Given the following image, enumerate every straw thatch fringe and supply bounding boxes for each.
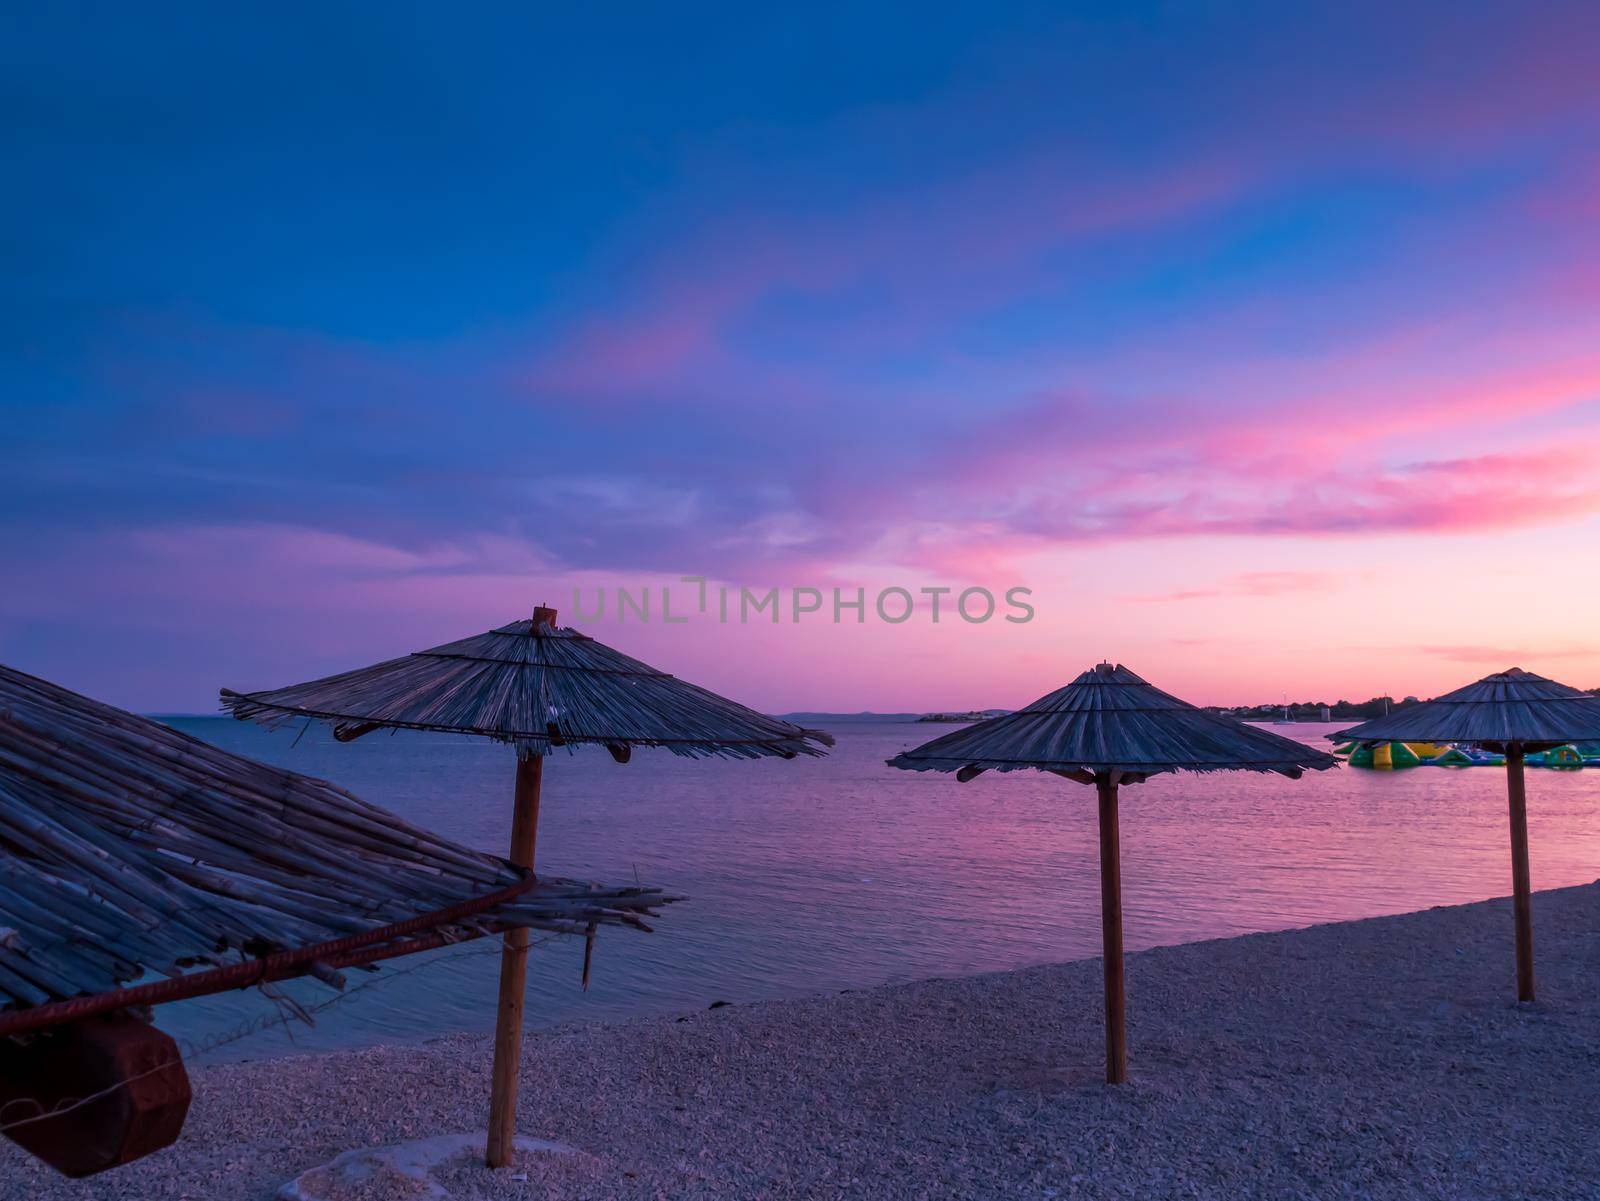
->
[889,663,1337,777]
[1331,667,1600,749]
[0,663,675,1016]
[221,618,834,758]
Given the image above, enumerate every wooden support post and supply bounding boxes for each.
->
[1506,746,1535,1003]
[485,751,543,1168]
[1096,774,1128,1084]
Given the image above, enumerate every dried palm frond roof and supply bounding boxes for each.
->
[0,663,673,1028]
[1331,667,1600,751]
[222,614,833,759]
[888,662,1338,778]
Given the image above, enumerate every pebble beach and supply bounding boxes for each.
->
[8,882,1600,1200]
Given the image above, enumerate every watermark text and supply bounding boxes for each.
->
[571,578,1035,624]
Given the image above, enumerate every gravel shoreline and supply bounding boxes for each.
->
[7,883,1600,1200]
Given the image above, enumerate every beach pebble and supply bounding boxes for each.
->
[4,885,1599,1199]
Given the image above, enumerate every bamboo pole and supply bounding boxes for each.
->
[1096,773,1128,1084]
[1506,746,1535,1002]
[485,719,547,1167]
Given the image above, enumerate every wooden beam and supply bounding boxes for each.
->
[1096,774,1128,1084]
[581,922,597,990]
[486,752,544,1168]
[0,877,545,1039]
[1506,746,1536,1002]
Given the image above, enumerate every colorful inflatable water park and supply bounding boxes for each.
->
[1334,740,1600,769]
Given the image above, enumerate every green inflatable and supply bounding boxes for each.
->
[1348,741,1421,769]
[1537,745,1584,768]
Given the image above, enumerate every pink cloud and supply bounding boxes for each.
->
[1015,444,1600,541]
[959,355,1600,487]
[1131,571,1340,604]
[513,0,1600,420]
[522,160,1251,404]
[847,429,1600,580]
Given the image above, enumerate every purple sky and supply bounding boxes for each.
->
[5,4,1600,712]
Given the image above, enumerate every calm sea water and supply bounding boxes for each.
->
[159,717,1600,1062]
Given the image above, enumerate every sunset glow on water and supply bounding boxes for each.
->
[162,717,1600,1060]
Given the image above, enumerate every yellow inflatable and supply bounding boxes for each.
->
[1351,741,1423,769]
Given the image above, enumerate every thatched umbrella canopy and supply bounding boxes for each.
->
[1331,667,1600,1003]
[221,611,830,760]
[889,662,1336,1083]
[223,605,830,1166]
[0,662,670,1177]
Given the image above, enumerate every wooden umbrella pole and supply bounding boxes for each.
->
[486,752,543,1168]
[1096,773,1128,1084]
[1505,746,1535,1003]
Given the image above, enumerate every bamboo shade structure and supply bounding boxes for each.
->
[222,615,833,759]
[888,663,1336,778]
[1329,668,1600,750]
[1332,667,1600,1003]
[222,605,828,1167]
[890,662,1336,1082]
[0,661,672,1025]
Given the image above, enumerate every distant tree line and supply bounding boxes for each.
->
[1209,685,1600,719]
[1203,696,1422,720]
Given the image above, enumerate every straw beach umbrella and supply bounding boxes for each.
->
[1330,667,1600,1003]
[0,662,671,1177]
[223,605,831,1167]
[888,662,1335,1083]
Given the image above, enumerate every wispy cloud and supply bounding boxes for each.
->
[1130,572,1340,604]
[7,1,1600,708]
